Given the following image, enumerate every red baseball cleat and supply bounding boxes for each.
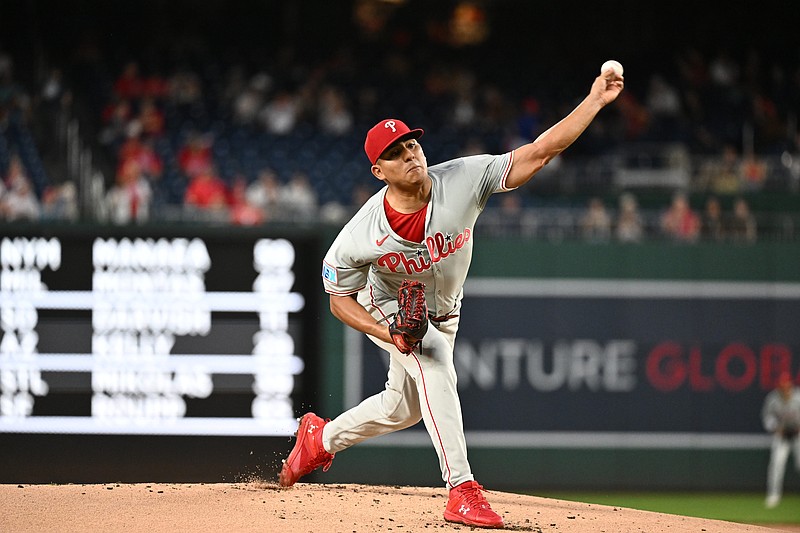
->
[443,480,504,529]
[278,412,334,487]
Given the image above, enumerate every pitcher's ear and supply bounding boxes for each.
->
[371,164,385,181]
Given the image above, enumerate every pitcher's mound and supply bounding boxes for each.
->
[0,482,788,532]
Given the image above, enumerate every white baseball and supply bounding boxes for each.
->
[601,59,624,77]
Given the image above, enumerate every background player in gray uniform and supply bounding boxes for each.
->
[762,372,800,509]
[279,66,624,528]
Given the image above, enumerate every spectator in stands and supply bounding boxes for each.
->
[1,155,40,222]
[513,96,543,145]
[740,150,768,191]
[99,97,133,147]
[177,131,215,178]
[478,193,538,238]
[281,170,317,220]
[184,167,229,212]
[260,89,299,135]
[167,68,204,117]
[660,191,700,242]
[579,197,612,242]
[709,50,740,89]
[229,175,265,226]
[36,67,70,161]
[615,192,644,243]
[232,73,270,127]
[701,195,726,242]
[705,51,746,149]
[318,86,353,135]
[728,197,757,243]
[321,182,382,224]
[696,144,741,194]
[40,68,65,109]
[246,167,284,220]
[137,97,165,139]
[615,90,651,141]
[41,181,79,222]
[451,90,478,130]
[104,158,152,225]
[117,128,163,181]
[645,74,683,140]
[113,61,144,101]
[751,91,786,153]
[141,69,169,102]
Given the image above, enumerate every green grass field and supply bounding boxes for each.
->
[534,492,800,525]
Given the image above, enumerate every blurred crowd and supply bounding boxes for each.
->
[476,189,758,244]
[1,3,799,243]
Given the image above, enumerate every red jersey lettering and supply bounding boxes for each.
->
[377,228,470,274]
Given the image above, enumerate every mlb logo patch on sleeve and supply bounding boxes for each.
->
[322,262,338,283]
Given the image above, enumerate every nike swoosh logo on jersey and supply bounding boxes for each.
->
[376,235,389,246]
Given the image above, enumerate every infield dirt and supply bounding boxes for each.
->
[2,482,797,532]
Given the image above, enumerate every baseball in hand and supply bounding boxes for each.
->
[601,59,624,77]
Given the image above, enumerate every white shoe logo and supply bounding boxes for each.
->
[385,120,397,132]
[459,505,470,515]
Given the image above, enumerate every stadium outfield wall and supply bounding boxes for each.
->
[1,223,798,491]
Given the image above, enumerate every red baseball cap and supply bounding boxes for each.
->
[364,119,424,164]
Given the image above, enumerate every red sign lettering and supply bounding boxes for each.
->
[715,343,757,392]
[645,341,796,393]
[646,342,686,392]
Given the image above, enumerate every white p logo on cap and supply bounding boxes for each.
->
[365,118,424,164]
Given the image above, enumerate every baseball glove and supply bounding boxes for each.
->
[389,279,428,354]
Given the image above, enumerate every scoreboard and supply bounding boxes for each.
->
[0,227,321,438]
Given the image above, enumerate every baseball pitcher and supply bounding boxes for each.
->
[279,66,624,529]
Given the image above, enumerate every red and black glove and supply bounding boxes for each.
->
[389,279,428,354]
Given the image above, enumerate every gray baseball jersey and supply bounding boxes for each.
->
[319,151,514,489]
[322,152,514,315]
[762,387,800,433]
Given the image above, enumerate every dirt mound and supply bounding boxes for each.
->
[0,482,788,532]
